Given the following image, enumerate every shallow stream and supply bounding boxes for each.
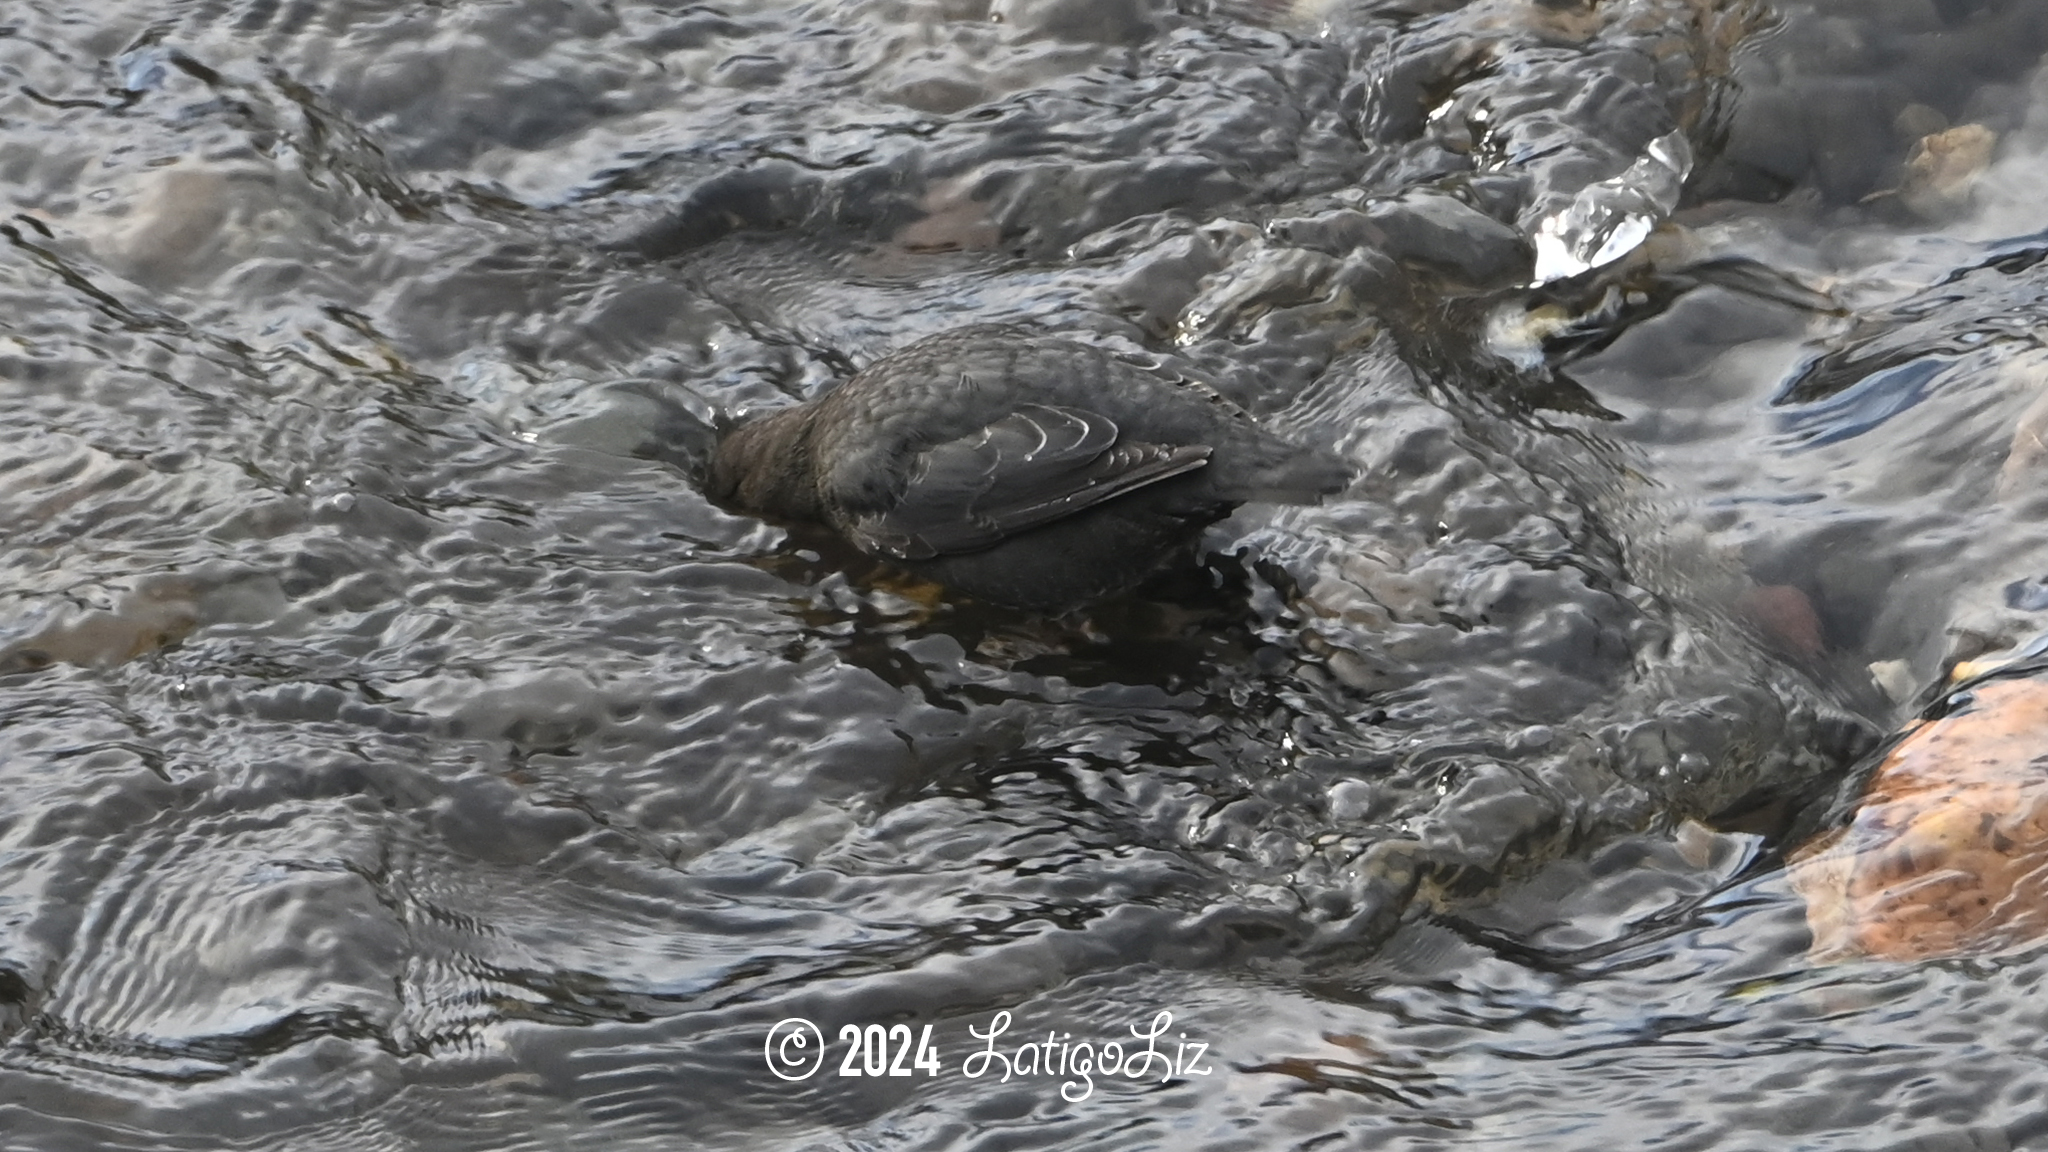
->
[6,1,2048,1147]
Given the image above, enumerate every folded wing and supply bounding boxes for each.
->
[849,404,1211,559]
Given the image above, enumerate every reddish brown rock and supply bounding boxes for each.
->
[1790,675,2048,961]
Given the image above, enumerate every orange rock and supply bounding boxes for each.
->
[1789,675,2048,961]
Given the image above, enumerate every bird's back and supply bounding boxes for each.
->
[810,327,1345,518]
[709,325,1350,609]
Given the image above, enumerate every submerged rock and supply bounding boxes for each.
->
[1792,658,2048,962]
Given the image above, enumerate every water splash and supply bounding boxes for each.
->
[1530,132,1692,286]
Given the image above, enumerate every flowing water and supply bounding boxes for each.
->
[5,0,2048,1147]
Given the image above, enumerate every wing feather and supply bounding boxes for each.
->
[848,404,1210,559]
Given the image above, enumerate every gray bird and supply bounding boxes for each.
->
[707,325,1350,610]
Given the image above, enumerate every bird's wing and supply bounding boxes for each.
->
[848,404,1211,559]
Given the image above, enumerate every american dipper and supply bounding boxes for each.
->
[707,325,1350,609]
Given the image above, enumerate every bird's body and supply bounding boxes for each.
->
[707,325,1349,609]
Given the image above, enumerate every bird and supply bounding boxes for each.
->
[706,325,1351,610]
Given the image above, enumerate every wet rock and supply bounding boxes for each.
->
[1791,667,2048,961]
[1699,0,2048,204]
[1896,123,1998,219]
[69,162,321,290]
[0,571,288,672]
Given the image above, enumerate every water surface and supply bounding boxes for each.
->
[5,0,2048,1148]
